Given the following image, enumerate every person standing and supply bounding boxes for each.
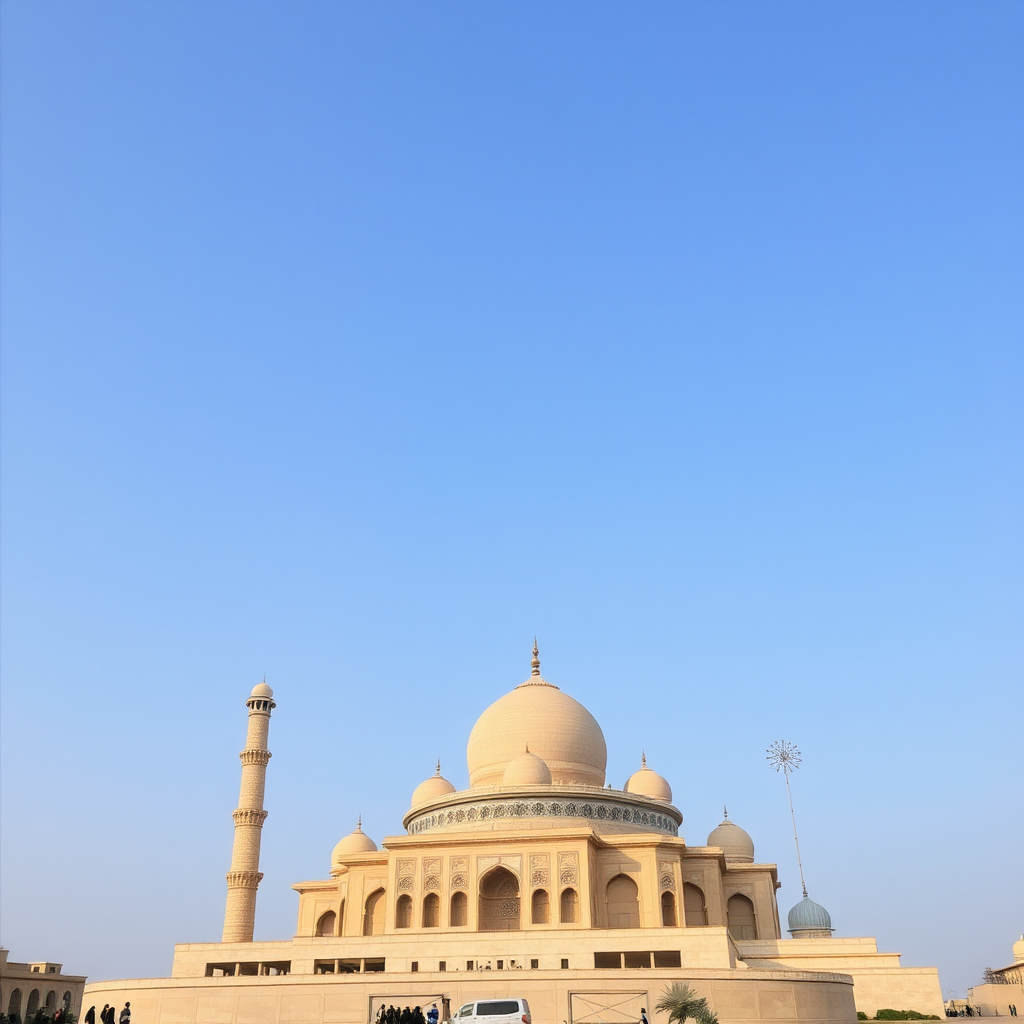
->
[428,1005,439,1024]
[640,1009,650,1024]
[119,1003,131,1024]
[84,1008,96,1024]
[101,1004,110,1024]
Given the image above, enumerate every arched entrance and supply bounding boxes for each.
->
[478,866,520,931]
[7,989,22,1019]
[315,910,336,936]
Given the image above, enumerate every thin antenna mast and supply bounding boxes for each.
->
[767,740,807,898]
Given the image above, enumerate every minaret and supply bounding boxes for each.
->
[222,680,276,943]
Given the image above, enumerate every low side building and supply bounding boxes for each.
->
[1,949,86,1022]
[966,935,1024,1017]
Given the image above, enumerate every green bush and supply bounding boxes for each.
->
[857,1014,868,1020]
[873,1012,938,1021]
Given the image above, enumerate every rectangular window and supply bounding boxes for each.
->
[363,959,386,973]
[338,959,361,974]
[624,951,651,969]
[496,960,503,970]
[561,958,570,970]
[653,951,682,968]
[439,961,446,972]
[476,1003,520,1016]
[594,952,621,969]
[530,959,539,969]
[411,962,419,973]
[467,961,475,971]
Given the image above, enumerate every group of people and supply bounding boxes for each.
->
[375,1004,440,1024]
[83,1004,130,1024]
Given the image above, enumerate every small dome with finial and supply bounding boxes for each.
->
[502,745,553,786]
[787,895,834,938]
[1013,934,1024,965]
[331,818,377,870]
[707,808,755,862]
[623,752,673,802]
[411,762,457,808]
[250,679,274,699]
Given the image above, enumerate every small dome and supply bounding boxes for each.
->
[331,821,377,869]
[502,746,553,786]
[707,813,755,862]
[787,896,834,936]
[1013,934,1024,965]
[411,763,457,808]
[623,754,672,802]
[250,681,274,699]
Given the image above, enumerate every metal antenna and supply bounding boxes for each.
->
[767,740,808,898]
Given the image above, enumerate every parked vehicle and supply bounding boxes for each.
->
[451,999,531,1024]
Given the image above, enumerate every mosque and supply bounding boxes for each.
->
[84,647,943,1024]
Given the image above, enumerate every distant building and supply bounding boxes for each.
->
[967,936,1024,1016]
[1,949,86,1022]
[84,647,944,1024]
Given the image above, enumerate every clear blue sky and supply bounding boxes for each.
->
[1,1,1020,1002]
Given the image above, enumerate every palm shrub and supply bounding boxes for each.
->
[655,984,719,1024]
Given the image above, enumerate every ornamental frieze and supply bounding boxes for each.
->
[406,797,679,837]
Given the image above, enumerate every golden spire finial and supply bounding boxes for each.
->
[641,750,647,767]
[531,637,541,676]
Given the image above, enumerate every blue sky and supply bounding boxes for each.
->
[1,1,1020,1001]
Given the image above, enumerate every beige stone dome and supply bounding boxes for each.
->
[623,753,672,802]
[250,680,274,699]
[1014,934,1024,965]
[411,762,457,808]
[707,812,754,862]
[467,645,607,788]
[331,820,377,868]
[502,746,553,786]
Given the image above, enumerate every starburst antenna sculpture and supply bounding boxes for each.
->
[767,740,808,898]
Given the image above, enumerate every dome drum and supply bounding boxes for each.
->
[402,786,682,837]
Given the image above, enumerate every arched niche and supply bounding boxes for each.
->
[560,887,579,924]
[363,888,385,936]
[395,893,413,929]
[478,866,520,931]
[683,883,707,926]
[606,874,640,928]
[531,889,550,925]
[727,892,757,940]
[450,890,468,927]
[423,892,440,928]
[661,890,677,926]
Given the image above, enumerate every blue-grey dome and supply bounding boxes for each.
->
[787,896,833,935]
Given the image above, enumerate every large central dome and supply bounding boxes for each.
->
[466,646,607,788]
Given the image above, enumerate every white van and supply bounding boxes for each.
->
[451,999,531,1024]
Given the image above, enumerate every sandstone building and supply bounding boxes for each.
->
[84,647,943,1024]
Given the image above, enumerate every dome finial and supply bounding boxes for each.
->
[435,759,441,776]
[723,805,728,819]
[356,815,362,831]
[531,638,541,676]
[641,750,647,767]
